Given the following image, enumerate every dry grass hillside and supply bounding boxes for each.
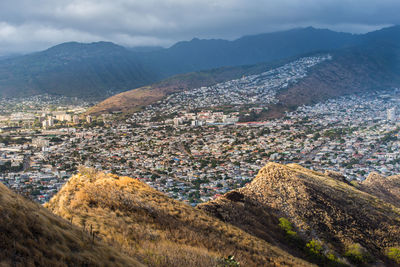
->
[45,168,312,267]
[199,162,400,266]
[0,183,143,267]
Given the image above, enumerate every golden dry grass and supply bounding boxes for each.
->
[88,86,165,115]
[45,168,312,267]
[0,183,143,267]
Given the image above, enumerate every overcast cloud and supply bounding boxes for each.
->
[0,0,398,55]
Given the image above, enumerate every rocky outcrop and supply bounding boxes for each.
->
[200,162,400,265]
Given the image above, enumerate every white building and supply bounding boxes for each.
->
[387,108,396,122]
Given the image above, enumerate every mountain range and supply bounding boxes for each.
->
[2,163,400,266]
[1,26,399,101]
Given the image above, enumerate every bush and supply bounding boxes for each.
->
[344,243,372,264]
[305,239,324,262]
[306,239,323,256]
[218,255,240,267]
[386,247,400,264]
[278,217,298,238]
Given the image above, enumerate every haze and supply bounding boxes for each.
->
[0,0,398,55]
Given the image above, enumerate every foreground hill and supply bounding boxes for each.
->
[199,163,400,266]
[0,183,142,266]
[45,168,310,267]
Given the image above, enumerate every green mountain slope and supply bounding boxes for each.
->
[90,37,400,116]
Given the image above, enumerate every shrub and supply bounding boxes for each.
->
[306,239,323,256]
[278,217,298,238]
[386,247,400,264]
[305,239,324,262]
[218,255,240,267]
[344,243,372,264]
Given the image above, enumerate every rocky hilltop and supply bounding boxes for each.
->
[360,172,400,207]
[199,162,400,266]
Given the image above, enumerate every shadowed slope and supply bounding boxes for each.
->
[0,183,143,267]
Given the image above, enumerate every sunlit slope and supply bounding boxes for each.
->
[45,168,312,267]
[0,183,143,267]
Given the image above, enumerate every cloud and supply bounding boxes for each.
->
[0,0,398,54]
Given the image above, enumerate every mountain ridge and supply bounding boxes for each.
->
[1,26,394,100]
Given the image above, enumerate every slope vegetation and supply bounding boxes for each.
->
[45,168,311,267]
[0,183,143,267]
[199,163,400,266]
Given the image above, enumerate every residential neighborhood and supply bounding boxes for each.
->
[0,54,399,206]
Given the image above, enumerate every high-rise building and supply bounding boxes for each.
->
[387,108,396,122]
[48,116,54,127]
[86,115,93,124]
[73,115,80,124]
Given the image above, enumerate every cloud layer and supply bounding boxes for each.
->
[0,0,398,54]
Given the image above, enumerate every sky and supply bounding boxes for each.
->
[0,0,398,55]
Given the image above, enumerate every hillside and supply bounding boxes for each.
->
[0,182,143,266]
[198,162,400,266]
[90,43,400,117]
[88,57,298,114]
[45,168,311,267]
[269,43,400,116]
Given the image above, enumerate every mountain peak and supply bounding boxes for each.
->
[44,41,125,54]
[364,172,385,185]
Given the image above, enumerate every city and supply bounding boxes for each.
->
[1,87,399,205]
